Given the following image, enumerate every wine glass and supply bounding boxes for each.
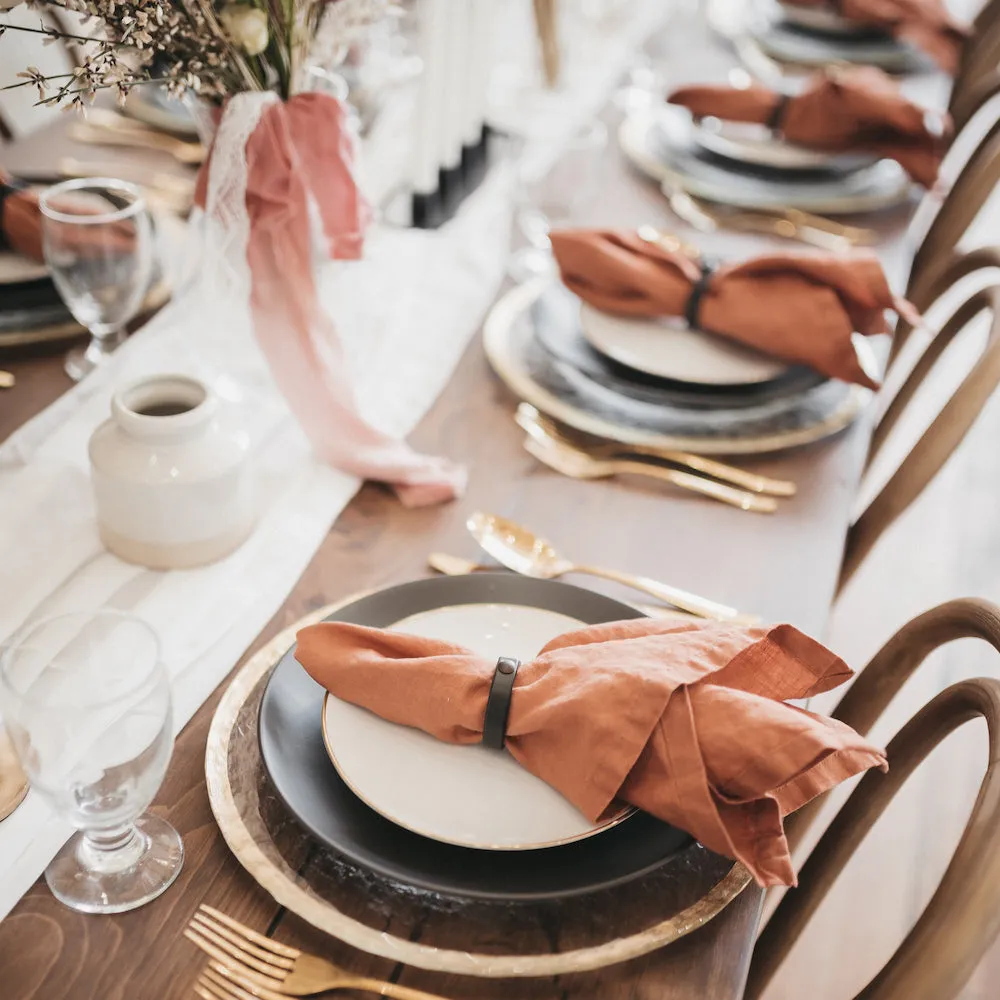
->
[38,178,154,382]
[509,120,608,282]
[0,610,183,914]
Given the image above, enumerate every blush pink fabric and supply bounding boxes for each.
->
[782,0,968,73]
[197,94,465,507]
[296,616,888,887]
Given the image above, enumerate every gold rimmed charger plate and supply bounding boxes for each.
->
[484,279,871,456]
[205,593,752,978]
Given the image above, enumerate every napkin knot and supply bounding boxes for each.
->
[685,258,717,330]
[483,656,521,750]
[0,178,27,253]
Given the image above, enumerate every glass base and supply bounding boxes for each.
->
[508,247,557,284]
[45,814,184,914]
[65,330,126,382]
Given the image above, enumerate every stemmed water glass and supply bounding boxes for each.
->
[0,610,183,914]
[39,178,154,382]
[508,120,609,282]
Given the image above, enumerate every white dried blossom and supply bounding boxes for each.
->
[219,3,268,56]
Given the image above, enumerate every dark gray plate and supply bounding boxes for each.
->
[258,574,693,901]
[533,284,826,409]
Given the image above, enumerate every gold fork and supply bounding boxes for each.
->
[186,905,449,999]
[516,404,796,497]
[524,436,778,513]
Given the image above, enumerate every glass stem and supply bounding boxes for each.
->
[80,823,146,874]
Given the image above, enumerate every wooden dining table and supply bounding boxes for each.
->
[0,11,949,999]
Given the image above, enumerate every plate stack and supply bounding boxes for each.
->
[484,277,874,456]
[620,100,912,216]
[746,0,934,73]
[209,575,752,976]
[258,576,694,902]
[0,251,81,351]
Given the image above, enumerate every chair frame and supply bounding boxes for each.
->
[837,250,1000,592]
[745,628,1000,1000]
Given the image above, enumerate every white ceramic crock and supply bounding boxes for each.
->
[88,374,255,570]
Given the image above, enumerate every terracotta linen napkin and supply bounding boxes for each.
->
[1,171,44,262]
[781,0,968,73]
[549,228,916,389]
[296,616,887,888]
[668,66,949,187]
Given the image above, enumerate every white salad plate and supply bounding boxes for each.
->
[695,119,878,173]
[321,602,633,851]
[579,302,790,385]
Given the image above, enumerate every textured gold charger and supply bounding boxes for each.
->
[204,595,752,978]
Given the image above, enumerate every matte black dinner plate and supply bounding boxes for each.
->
[532,284,826,409]
[258,574,694,901]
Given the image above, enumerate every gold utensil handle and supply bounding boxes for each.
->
[723,212,849,250]
[346,976,454,1000]
[71,122,202,162]
[630,447,796,497]
[782,207,874,244]
[612,459,777,513]
[571,563,751,622]
[0,371,15,390]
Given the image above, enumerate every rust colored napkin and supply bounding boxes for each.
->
[549,228,915,389]
[781,0,968,73]
[1,172,43,262]
[296,616,887,888]
[669,67,949,187]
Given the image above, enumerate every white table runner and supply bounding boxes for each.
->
[0,0,672,921]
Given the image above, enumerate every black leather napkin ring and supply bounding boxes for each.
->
[483,656,520,750]
[0,179,26,252]
[685,258,717,330]
[766,93,792,132]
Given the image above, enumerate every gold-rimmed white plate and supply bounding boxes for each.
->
[321,602,633,851]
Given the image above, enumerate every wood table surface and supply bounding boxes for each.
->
[0,13,948,1000]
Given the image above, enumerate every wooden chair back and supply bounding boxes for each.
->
[745,663,1000,1000]
[908,119,1000,293]
[838,250,1000,591]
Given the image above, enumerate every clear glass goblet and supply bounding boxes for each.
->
[509,120,608,283]
[0,611,183,914]
[38,178,154,383]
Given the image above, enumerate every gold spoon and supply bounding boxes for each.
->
[516,404,797,497]
[427,553,694,619]
[0,729,28,822]
[466,511,757,623]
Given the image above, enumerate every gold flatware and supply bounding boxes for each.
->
[516,404,796,497]
[60,157,193,193]
[57,158,193,215]
[524,435,777,512]
[635,224,701,259]
[779,206,874,245]
[467,511,757,623]
[427,552,692,619]
[0,371,15,389]
[70,121,204,165]
[186,905,449,999]
[0,729,28,822]
[661,181,869,251]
